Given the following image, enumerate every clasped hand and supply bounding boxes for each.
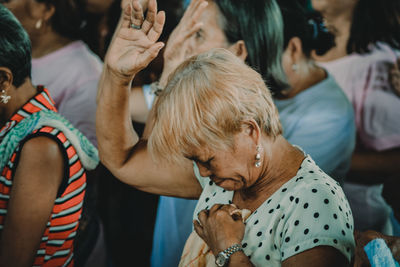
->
[194,204,246,256]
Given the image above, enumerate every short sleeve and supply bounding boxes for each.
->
[359,60,400,151]
[280,180,355,262]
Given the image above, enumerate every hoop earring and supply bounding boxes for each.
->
[0,90,11,104]
[35,19,42,29]
[255,145,261,168]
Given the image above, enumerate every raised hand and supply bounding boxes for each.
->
[158,0,208,87]
[105,0,165,85]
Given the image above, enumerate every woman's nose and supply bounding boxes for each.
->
[197,164,212,177]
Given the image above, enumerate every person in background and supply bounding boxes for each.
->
[96,2,355,265]
[3,0,102,147]
[0,4,98,266]
[276,0,355,184]
[2,0,105,266]
[312,0,400,234]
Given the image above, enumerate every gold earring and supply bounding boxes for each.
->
[0,90,11,104]
[255,145,261,168]
[35,19,42,29]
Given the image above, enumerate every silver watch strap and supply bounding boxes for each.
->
[223,243,243,258]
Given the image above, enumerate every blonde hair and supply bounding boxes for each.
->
[148,48,282,164]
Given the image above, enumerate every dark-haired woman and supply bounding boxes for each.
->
[0,4,98,266]
[312,0,400,234]
[3,1,105,266]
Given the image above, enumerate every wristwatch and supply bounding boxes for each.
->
[215,243,243,267]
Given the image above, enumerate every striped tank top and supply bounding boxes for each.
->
[0,87,86,266]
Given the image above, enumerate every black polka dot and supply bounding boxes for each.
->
[276,204,280,209]
[228,200,232,204]
[324,224,329,230]
[243,243,247,248]
[213,192,216,197]
[333,239,338,244]
[222,189,226,193]
[324,199,329,204]
[281,214,285,220]
[294,220,299,226]
[314,212,319,218]
[333,213,338,219]
[258,242,263,247]
[307,159,311,163]
[257,232,262,237]
[313,239,319,243]
[295,246,300,252]
[205,206,209,210]
[282,188,287,192]
[295,198,299,204]
[265,255,270,261]
[274,244,277,250]
[303,203,309,209]
[309,171,314,173]
[342,230,346,236]
[254,220,259,225]
[285,237,290,243]
[346,223,350,229]
[267,199,272,204]
[304,229,309,235]
[280,232,283,238]
[299,166,302,170]
[269,209,274,214]
[209,181,213,186]
[289,196,294,201]
[339,206,342,211]
[269,229,273,234]
[312,189,317,193]
[331,190,335,195]
[282,252,284,257]
[205,197,210,202]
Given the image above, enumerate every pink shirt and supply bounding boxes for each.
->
[32,41,103,146]
[320,43,400,151]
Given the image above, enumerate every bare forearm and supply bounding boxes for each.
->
[96,68,139,170]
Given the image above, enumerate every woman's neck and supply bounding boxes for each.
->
[31,30,74,59]
[233,136,305,211]
[279,65,327,99]
[0,81,37,127]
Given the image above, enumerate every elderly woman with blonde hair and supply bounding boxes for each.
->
[97,2,355,266]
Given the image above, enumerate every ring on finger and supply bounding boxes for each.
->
[131,23,142,30]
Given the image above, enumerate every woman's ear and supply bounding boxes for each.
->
[0,67,13,92]
[242,119,261,145]
[228,40,248,61]
[30,1,55,29]
[286,37,303,65]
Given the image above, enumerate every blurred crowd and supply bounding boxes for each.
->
[0,0,399,266]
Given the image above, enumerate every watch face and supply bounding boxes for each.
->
[215,253,227,267]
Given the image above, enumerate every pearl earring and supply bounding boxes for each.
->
[255,145,261,168]
[0,90,11,104]
[291,64,298,71]
[35,19,42,29]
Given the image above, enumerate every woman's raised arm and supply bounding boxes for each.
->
[96,0,201,198]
